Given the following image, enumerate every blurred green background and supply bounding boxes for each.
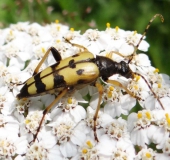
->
[0,0,170,75]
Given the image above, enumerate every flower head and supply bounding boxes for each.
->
[0,15,169,159]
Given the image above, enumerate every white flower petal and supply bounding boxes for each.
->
[60,141,77,157]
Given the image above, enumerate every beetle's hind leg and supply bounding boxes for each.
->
[33,47,62,76]
[93,80,142,142]
[32,88,68,142]
[93,82,104,142]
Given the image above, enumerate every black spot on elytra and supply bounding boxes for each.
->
[76,69,84,75]
[69,59,76,68]
[53,74,66,88]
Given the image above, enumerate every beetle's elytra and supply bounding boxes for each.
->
[17,52,133,100]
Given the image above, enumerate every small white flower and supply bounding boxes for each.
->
[97,134,135,159]
[5,29,16,42]
[15,98,31,114]
[26,141,53,160]
[24,110,46,136]
[105,25,126,40]
[128,110,155,147]
[104,117,130,140]
[73,137,100,159]
[81,29,111,55]
[0,91,15,115]
[0,114,19,134]
[0,62,9,77]
[162,137,170,154]
[33,43,50,60]
[0,130,27,159]
[64,28,81,41]
[85,106,103,132]
[85,106,113,141]
[150,111,170,147]
[47,20,69,38]
[10,22,29,32]
[125,31,149,52]
[26,22,43,36]
[135,147,155,160]
[49,116,85,157]
[51,92,86,123]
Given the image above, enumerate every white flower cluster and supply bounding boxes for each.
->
[0,18,170,160]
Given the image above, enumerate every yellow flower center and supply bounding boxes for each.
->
[56,39,60,43]
[154,68,159,73]
[55,19,59,24]
[134,85,138,90]
[135,75,140,81]
[56,26,60,31]
[145,152,151,158]
[133,30,137,35]
[107,91,112,98]
[137,112,142,119]
[41,47,46,54]
[109,86,114,91]
[115,26,119,32]
[67,97,72,104]
[86,140,93,149]
[145,111,151,120]
[158,83,161,88]
[165,113,170,126]
[82,148,88,154]
[10,30,13,36]
[25,119,31,124]
[70,28,74,32]
[106,23,110,28]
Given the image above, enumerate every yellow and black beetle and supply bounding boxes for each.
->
[16,14,164,142]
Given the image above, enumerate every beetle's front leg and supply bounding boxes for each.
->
[106,51,133,61]
[106,79,142,101]
[64,38,90,52]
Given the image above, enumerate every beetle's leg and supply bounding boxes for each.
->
[93,82,104,142]
[106,51,131,59]
[64,38,89,52]
[134,72,164,110]
[33,88,68,142]
[106,79,142,101]
[93,80,142,142]
[50,47,62,62]
[33,47,61,76]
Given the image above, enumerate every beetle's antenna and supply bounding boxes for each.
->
[128,14,164,63]
[134,72,164,110]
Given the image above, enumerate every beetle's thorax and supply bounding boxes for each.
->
[95,55,134,80]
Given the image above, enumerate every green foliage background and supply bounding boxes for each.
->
[0,0,170,75]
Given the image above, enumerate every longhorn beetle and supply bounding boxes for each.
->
[16,14,164,142]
